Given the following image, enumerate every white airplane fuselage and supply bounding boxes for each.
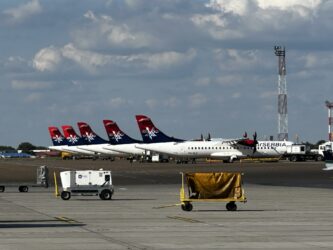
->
[103,144,146,155]
[136,140,294,160]
[77,144,126,156]
[49,145,98,156]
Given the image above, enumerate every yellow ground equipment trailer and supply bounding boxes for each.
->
[180,172,246,211]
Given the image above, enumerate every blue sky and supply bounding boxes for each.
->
[0,0,332,147]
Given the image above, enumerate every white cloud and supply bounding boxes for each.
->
[76,10,155,50]
[216,75,243,86]
[195,77,211,86]
[260,91,276,99]
[33,46,61,72]
[257,0,322,11]
[194,0,324,42]
[83,10,97,22]
[207,0,322,15]
[11,80,52,90]
[191,13,243,40]
[232,92,241,99]
[206,0,252,16]
[24,92,42,103]
[61,43,111,73]
[3,0,42,23]
[304,54,318,68]
[124,0,143,9]
[107,97,130,108]
[144,49,196,70]
[145,99,158,109]
[33,43,196,73]
[188,93,207,108]
[164,97,181,108]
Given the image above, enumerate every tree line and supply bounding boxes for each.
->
[0,142,47,154]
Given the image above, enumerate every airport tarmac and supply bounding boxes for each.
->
[0,159,333,249]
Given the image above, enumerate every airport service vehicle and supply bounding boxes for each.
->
[0,165,49,193]
[318,141,333,157]
[180,172,246,211]
[284,144,324,162]
[60,170,113,200]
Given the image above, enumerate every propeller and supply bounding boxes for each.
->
[238,131,258,153]
[206,133,211,141]
[252,132,258,153]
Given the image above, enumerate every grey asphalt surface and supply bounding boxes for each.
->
[0,158,332,249]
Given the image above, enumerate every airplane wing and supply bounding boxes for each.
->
[210,151,245,158]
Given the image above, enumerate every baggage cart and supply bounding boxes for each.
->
[60,170,113,200]
[0,165,49,193]
[180,172,246,211]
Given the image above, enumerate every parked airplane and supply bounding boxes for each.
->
[134,116,293,162]
[102,120,146,156]
[76,122,127,156]
[135,134,259,162]
[48,126,97,156]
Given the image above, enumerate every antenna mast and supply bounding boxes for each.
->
[325,100,333,141]
[274,46,288,141]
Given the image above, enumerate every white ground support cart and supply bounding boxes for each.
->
[60,170,113,200]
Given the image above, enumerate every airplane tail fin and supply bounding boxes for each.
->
[77,122,108,145]
[61,125,86,146]
[135,115,183,143]
[48,126,67,146]
[103,120,141,145]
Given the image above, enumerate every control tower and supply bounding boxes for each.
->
[274,46,288,141]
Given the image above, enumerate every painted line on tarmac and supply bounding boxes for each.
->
[167,216,203,223]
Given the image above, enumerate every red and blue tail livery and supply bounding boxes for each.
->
[103,120,141,145]
[48,126,67,146]
[135,115,183,143]
[61,125,86,146]
[77,122,108,145]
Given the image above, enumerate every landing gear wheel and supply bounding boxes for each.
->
[99,189,112,200]
[226,201,237,211]
[61,191,71,200]
[18,186,29,192]
[0,186,5,192]
[181,202,193,211]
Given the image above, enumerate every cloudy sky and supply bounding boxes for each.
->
[1,0,332,147]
